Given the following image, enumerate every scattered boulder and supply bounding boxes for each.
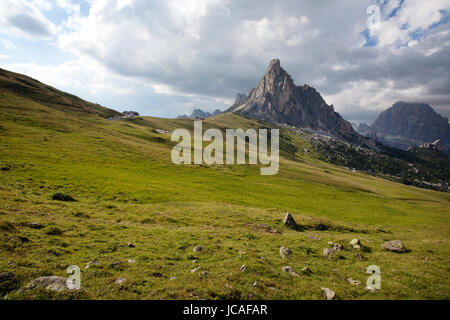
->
[252,281,258,288]
[307,234,321,241]
[328,242,343,251]
[240,265,247,272]
[322,242,343,260]
[382,240,406,253]
[350,239,361,249]
[283,212,296,227]
[282,266,299,277]
[110,261,122,268]
[190,267,201,273]
[193,246,203,253]
[115,277,126,285]
[24,222,43,229]
[302,266,312,274]
[279,246,292,258]
[323,248,333,260]
[127,242,135,248]
[201,271,208,277]
[127,259,136,264]
[346,278,361,286]
[321,287,335,300]
[355,253,365,261]
[258,224,281,234]
[21,276,71,292]
[323,243,343,260]
[84,260,100,269]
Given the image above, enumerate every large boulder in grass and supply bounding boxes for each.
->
[281,266,299,277]
[321,287,336,300]
[382,240,407,253]
[283,212,296,227]
[350,239,361,249]
[21,276,70,292]
[193,246,203,253]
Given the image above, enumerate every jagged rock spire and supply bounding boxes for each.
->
[232,59,360,142]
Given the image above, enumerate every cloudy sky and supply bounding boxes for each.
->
[0,0,449,122]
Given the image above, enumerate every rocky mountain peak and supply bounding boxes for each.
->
[268,58,280,68]
[232,59,361,143]
[369,101,450,151]
[177,108,222,119]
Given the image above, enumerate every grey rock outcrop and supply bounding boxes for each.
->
[21,276,71,292]
[321,287,335,300]
[382,240,407,253]
[418,139,445,151]
[193,246,203,253]
[281,266,299,277]
[283,212,296,227]
[279,246,292,258]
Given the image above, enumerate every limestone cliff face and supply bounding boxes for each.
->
[370,101,450,151]
[232,59,360,142]
[233,93,247,106]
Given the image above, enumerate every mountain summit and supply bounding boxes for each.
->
[368,101,450,151]
[231,59,359,142]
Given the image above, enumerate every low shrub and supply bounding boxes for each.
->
[51,192,76,202]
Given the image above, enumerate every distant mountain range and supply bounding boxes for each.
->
[223,59,449,154]
[177,108,222,119]
[357,102,450,152]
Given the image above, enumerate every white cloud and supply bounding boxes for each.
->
[240,16,316,49]
[371,0,450,47]
[0,0,57,39]
[0,58,131,96]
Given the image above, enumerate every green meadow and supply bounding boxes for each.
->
[0,74,449,300]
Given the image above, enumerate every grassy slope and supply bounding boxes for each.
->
[0,86,449,300]
[0,68,121,118]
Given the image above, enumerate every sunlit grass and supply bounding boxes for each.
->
[0,88,449,299]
